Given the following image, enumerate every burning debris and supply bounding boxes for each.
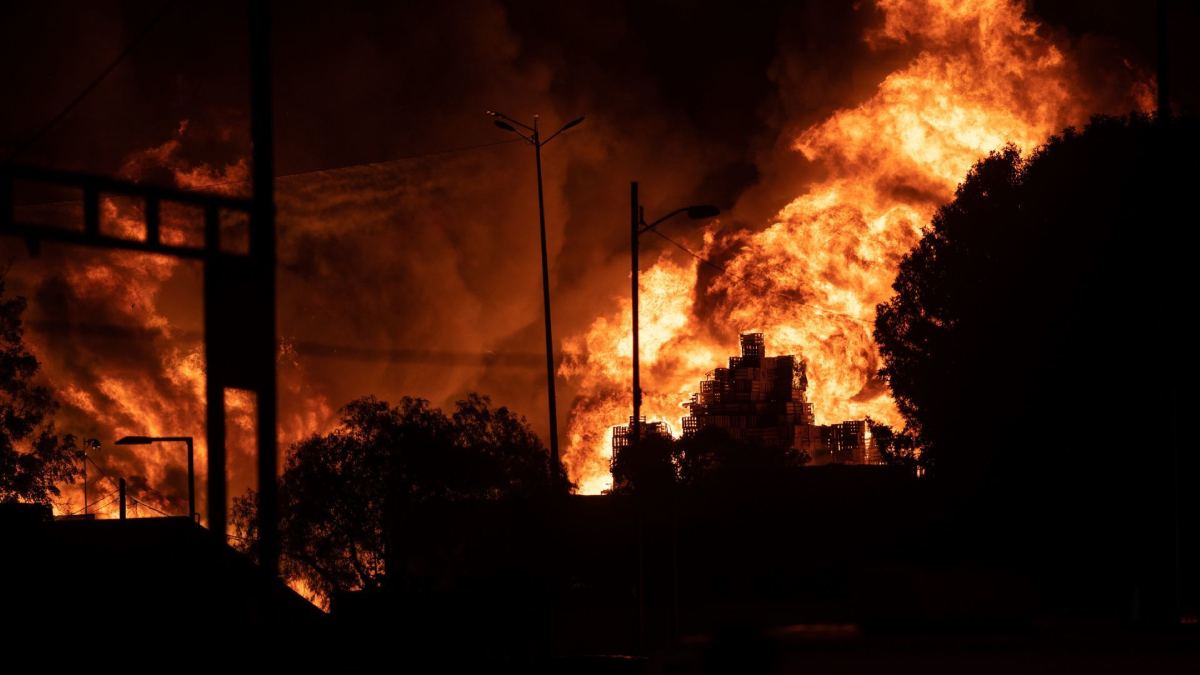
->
[677,332,879,465]
[681,333,815,449]
[562,0,1151,492]
[606,332,882,489]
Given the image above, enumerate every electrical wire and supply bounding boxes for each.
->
[86,492,119,514]
[2,1,177,165]
[24,319,545,368]
[127,496,171,517]
[86,454,116,480]
[60,488,120,516]
[8,136,527,209]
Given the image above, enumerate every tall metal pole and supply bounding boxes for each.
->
[249,0,279,576]
[533,116,561,474]
[631,181,640,447]
[203,362,225,531]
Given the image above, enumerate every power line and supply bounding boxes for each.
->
[3,1,177,165]
[84,455,130,497]
[86,454,115,481]
[268,138,526,183]
[9,136,526,209]
[646,228,873,326]
[128,495,171,517]
[128,135,527,193]
[24,319,545,367]
[87,492,120,514]
[61,488,120,516]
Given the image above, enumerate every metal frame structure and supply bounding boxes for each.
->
[0,0,279,577]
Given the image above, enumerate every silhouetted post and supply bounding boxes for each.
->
[625,190,719,478]
[250,0,279,577]
[116,436,196,521]
[531,115,562,475]
[81,445,88,516]
[631,181,641,446]
[185,437,195,521]
[204,368,225,531]
[486,111,584,483]
[119,478,126,520]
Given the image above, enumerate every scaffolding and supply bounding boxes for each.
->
[681,333,814,449]
[680,332,878,464]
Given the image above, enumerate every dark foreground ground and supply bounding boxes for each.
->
[5,464,1197,670]
[634,624,1200,675]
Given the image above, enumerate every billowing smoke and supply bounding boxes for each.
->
[1,0,1163,508]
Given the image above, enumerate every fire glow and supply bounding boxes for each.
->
[559,0,1121,494]
[18,0,1154,512]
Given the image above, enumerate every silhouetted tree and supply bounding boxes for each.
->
[610,432,677,495]
[876,114,1193,485]
[873,114,1197,618]
[675,427,809,490]
[869,422,919,471]
[0,272,81,504]
[233,394,567,599]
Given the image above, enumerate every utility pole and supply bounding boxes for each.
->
[119,478,126,520]
[532,115,560,474]
[626,184,719,466]
[630,182,641,446]
[0,20,272,551]
[115,436,196,521]
[186,436,195,521]
[487,110,584,480]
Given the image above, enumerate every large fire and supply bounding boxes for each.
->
[28,134,330,521]
[559,0,1139,494]
[15,0,1154,514]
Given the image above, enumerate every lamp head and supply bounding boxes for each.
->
[115,436,153,445]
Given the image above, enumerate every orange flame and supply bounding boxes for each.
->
[39,125,330,520]
[560,0,1104,493]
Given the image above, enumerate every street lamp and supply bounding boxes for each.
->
[487,109,585,477]
[629,181,719,446]
[115,435,195,521]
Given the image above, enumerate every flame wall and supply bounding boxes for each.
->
[1,0,1157,511]
[560,0,1152,493]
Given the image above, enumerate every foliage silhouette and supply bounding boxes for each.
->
[676,426,809,490]
[874,114,1196,618]
[0,272,81,504]
[876,113,1193,485]
[610,431,676,495]
[233,393,567,599]
[869,422,919,471]
[611,426,810,496]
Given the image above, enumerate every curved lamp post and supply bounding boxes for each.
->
[629,182,719,446]
[487,110,585,477]
[115,435,195,521]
